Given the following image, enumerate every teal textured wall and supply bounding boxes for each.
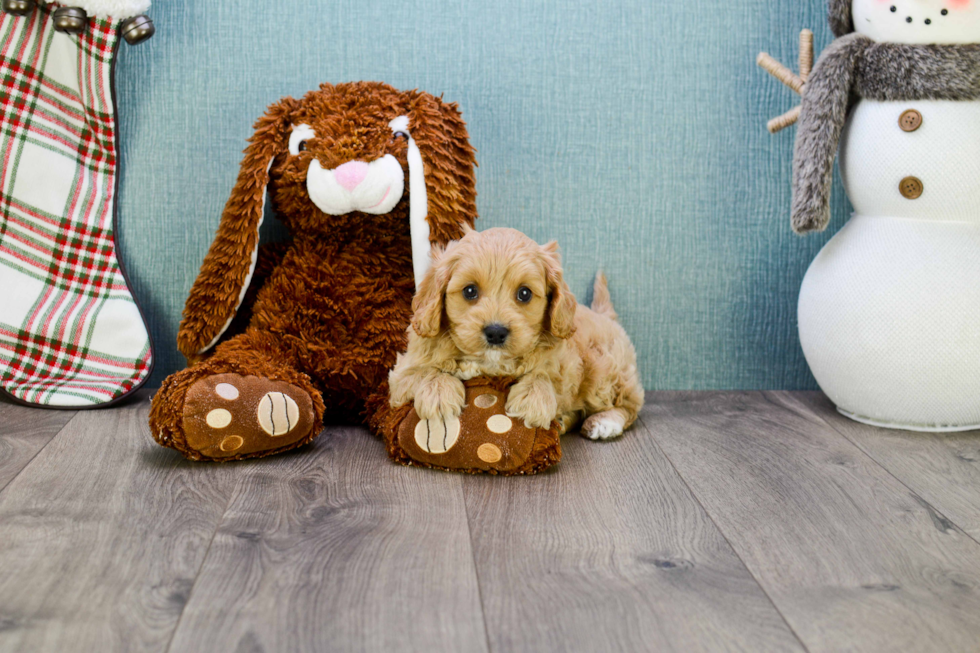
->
[114,0,850,390]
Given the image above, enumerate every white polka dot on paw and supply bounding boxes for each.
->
[205,409,232,429]
[257,392,300,437]
[214,383,239,400]
[486,415,512,434]
[584,417,623,441]
[473,393,497,409]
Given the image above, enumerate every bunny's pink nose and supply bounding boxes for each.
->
[334,161,369,192]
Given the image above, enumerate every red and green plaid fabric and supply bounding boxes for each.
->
[0,5,152,407]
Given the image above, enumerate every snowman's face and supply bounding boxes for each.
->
[852,0,980,43]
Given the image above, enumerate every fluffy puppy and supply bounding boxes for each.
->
[389,228,644,440]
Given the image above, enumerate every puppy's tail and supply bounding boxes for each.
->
[590,271,618,321]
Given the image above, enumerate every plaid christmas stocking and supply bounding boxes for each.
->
[0,1,154,407]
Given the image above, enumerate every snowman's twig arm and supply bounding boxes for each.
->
[758,53,804,94]
[792,33,871,233]
[770,106,802,134]
[799,30,813,82]
[757,29,814,134]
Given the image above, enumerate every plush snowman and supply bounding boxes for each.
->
[787,0,980,430]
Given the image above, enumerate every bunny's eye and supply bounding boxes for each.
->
[288,124,316,156]
[393,131,409,141]
[463,285,479,301]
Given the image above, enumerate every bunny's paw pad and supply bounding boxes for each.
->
[183,374,315,459]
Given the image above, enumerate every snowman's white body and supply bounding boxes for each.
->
[798,98,980,430]
[795,0,980,431]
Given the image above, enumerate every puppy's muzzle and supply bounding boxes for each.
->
[483,324,510,347]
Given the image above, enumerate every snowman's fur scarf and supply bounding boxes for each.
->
[792,33,980,233]
[828,0,853,38]
[55,0,150,19]
[858,42,980,100]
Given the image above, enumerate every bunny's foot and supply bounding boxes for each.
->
[180,374,317,460]
[151,362,324,462]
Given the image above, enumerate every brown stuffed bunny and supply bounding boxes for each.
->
[149,82,477,461]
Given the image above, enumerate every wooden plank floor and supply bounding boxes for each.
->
[0,390,978,653]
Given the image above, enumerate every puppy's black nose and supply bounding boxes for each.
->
[483,324,510,346]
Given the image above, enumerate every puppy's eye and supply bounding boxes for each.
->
[393,131,409,141]
[463,285,479,301]
[297,141,308,152]
[516,287,533,304]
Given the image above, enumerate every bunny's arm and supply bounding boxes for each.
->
[792,33,871,233]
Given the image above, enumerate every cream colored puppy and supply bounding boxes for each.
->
[389,228,644,440]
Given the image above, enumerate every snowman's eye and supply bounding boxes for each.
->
[942,8,949,15]
[891,5,897,11]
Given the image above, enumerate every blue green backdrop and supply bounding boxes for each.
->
[114,0,850,390]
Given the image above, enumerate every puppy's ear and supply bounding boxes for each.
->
[411,244,458,338]
[541,241,578,340]
[177,97,300,358]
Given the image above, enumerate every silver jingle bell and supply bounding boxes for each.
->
[2,0,36,16]
[120,14,154,45]
[52,6,87,34]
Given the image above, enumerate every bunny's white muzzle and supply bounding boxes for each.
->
[306,155,405,216]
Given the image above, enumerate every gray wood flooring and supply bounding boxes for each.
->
[0,390,979,653]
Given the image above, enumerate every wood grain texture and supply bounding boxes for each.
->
[0,399,76,493]
[644,391,980,653]
[166,426,488,653]
[462,428,805,652]
[6,391,980,652]
[796,392,980,541]
[0,391,238,652]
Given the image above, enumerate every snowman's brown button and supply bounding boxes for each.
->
[899,176,924,200]
[899,109,922,132]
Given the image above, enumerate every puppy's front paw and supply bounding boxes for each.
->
[506,379,558,429]
[414,374,466,421]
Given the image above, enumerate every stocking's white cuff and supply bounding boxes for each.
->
[62,0,151,20]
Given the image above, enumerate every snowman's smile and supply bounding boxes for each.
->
[853,0,979,44]
[876,3,948,27]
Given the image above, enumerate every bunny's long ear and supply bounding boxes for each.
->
[393,93,477,289]
[177,98,298,359]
